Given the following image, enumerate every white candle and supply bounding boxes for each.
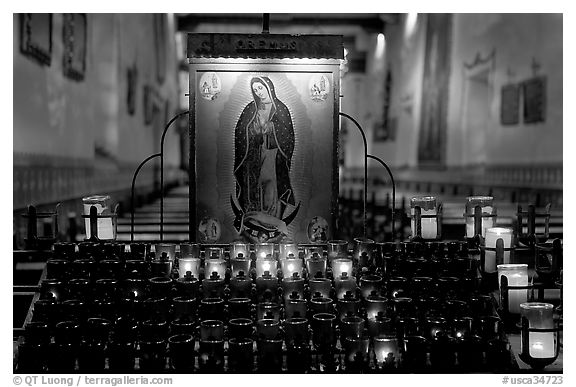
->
[230,242,249,260]
[484,228,513,273]
[528,332,555,358]
[280,258,303,278]
[178,257,201,278]
[279,242,298,260]
[465,196,496,238]
[410,196,438,240]
[256,257,277,278]
[332,258,353,279]
[497,264,528,314]
[83,195,115,240]
[205,259,226,279]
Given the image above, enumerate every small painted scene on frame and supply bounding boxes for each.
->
[194,67,338,244]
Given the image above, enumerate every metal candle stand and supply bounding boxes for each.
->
[410,203,443,242]
[22,204,61,250]
[519,316,560,370]
[479,236,516,290]
[81,204,119,242]
[516,204,551,246]
[464,204,497,246]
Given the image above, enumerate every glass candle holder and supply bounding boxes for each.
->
[148,277,173,298]
[129,243,149,260]
[410,196,440,240]
[228,318,253,340]
[125,260,149,278]
[72,258,97,280]
[122,278,147,300]
[256,302,281,322]
[255,256,277,278]
[312,313,337,350]
[426,317,448,340]
[285,298,307,319]
[519,302,558,369]
[68,278,92,301]
[483,227,514,273]
[200,297,225,321]
[327,239,348,262]
[409,276,434,297]
[46,259,71,280]
[452,317,474,340]
[360,274,383,299]
[228,298,252,319]
[402,335,429,369]
[205,247,224,260]
[179,243,200,258]
[257,318,280,340]
[155,243,176,261]
[353,238,375,268]
[229,275,253,299]
[373,336,400,369]
[336,294,360,320]
[331,258,353,280]
[340,315,365,341]
[334,274,357,300]
[498,264,529,314]
[175,275,200,299]
[477,315,503,341]
[257,337,284,372]
[308,278,332,299]
[40,279,65,302]
[391,297,414,318]
[200,320,225,341]
[202,276,226,299]
[465,196,496,238]
[309,297,334,316]
[343,336,370,370]
[367,315,393,338]
[172,296,195,321]
[177,258,201,279]
[198,340,224,372]
[228,338,254,372]
[282,275,306,302]
[280,257,304,278]
[230,241,250,260]
[82,195,116,240]
[284,317,309,346]
[230,255,251,278]
[168,334,195,371]
[204,258,227,280]
[150,260,172,277]
[255,274,279,303]
[386,277,408,299]
[255,243,275,260]
[365,295,388,320]
[306,254,327,278]
[279,242,299,260]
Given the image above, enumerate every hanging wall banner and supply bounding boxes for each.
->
[188,34,342,243]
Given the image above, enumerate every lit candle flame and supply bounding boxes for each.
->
[262,262,270,272]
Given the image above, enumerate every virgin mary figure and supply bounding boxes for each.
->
[232,76,298,241]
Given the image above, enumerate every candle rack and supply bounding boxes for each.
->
[14,239,561,373]
[463,202,497,242]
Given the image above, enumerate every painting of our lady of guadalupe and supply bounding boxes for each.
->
[193,66,338,244]
[231,76,301,243]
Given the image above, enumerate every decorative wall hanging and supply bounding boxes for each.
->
[62,13,87,81]
[154,14,167,85]
[522,76,546,124]
[500,83,520,126]
[418,13,452,166]
[20,13,52,66]
[127,64,138,115]
[374,70,394,142]
[188,33,343,243]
